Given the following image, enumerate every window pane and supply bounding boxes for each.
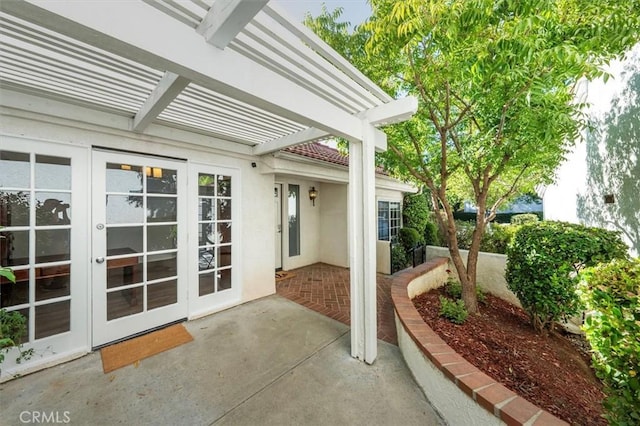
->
[35,300,70,339]
[217,175,231,197]
[107,288,143,320]
[147,253,177,281]
[1,230,29,266]
[218,268,231,291]
[198,198,215,221]
[147,167,177,194]
[217,222,231,244]
[288,185,300,256]
[106,195,143,224]
[107,257,142,288]
[107,226,143,254]
[1,270,29,307]
[36,229,70,263]
[218,246,231,268]
[199,271,215,296]
[147,279,177,310]
[36,264,70,301]
[106,163,143,193]
[198,174,215,196]
[36,193,71,226]
[0,151,30,188]
[147,197,177,222]
[217,199,231,221]
[198,247,215,271]
[147,225,177,252]
[0,191,30,227]
[35,155,71,190]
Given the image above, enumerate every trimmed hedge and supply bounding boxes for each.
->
[403,193,430,235]
[510,213,539,225]
[506,221,628,333]
[398,227,424,253]
[579,259,640,425]
[435,220,518,255]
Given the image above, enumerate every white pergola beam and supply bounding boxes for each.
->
[197,0,269,49]
[253,96,416,156]
[1,0,363,142]
[349,122,382,364]
[133,71,190,132]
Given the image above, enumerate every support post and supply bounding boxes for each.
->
[348,121,382,364]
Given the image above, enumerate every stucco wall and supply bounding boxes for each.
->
[425,246,520,307]
[319,182,348,268]
[543,44,640,257]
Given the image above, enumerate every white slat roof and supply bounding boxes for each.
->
[0,0,399,152]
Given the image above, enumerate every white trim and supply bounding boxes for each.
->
[133,72,190,132]
[197,0,269,49]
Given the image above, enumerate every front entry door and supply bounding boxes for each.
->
[91,150,187,347]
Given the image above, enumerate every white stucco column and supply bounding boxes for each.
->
[349,121,385,364]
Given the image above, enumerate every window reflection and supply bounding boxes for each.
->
[35,155,71,190]
[288,185,300,256]
[0,191,30,227]
[0,151,30,188]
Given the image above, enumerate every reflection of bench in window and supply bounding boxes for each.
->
[107,248,141,307]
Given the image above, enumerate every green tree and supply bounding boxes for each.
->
[306,0,640,313]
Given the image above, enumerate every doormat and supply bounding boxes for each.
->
[100,324,193,374]
[275,271,296,282]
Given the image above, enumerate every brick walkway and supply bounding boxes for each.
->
[275,263,397,345]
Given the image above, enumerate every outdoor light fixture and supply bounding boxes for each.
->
[309,187,318,206]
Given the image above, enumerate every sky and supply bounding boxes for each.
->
[273,0,372,27]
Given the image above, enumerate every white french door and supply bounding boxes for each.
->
[91,150,187,347]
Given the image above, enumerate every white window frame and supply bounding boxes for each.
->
[377,200,401,242]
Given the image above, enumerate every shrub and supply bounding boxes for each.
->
[444,279,486,304]
[439,296,468,324]
[510,213,540,225]
[454,220,475,249]
[391,244,408,273]
[398,227,424,253]
[579,259,640,425]
[423,221,439,246]
[506,221,628,333]
[481,223,518,254]
[403,192,430,234]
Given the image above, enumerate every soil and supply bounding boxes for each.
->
[412,287,605,426]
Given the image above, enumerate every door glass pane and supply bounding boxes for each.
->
[147,225,177,252]
[0,191,30,227]
[147,279,177,310]
[218,246,231,268]
[217,223,231,244]
[198,247,215,271]
[199,272,215,296]
[288,185,300,256]
[35,155,71,190]
[1,230,29,266]
[1,270,29,307]
[147,197,177,222]
[218,268,231,291]
[147,168,177,194]
[198,174,215,196]
[107,227,143,254]
[36,229,70,263]
[106,163,143,193]
[35,300,70,339]
[36,193,71,226]
[217,175,231,196]
[36,264,71,301]
[199,223,216,245]
[198,198,215,221]
[218,199,231,221]
[106,195,143,224]
[107,288,143,320]
[0,151,30,188]
[147,253,177,281]
[107,257,142,289]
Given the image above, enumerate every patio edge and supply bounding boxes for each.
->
[391,258,568,426]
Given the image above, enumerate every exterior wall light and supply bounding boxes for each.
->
[309,187,318,206]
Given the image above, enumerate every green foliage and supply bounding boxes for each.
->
[579,258,640,425]
[0,309,33,367]
[511,214,540,225]
[506,221,628,333]
[0,267,15,282]
[403,192,430,234]
[439,296,468,324]
[391,243,408,273]
[423,221,440,246]
[398,227,424,253]
[444,279,486,305]
[481,223,519,254]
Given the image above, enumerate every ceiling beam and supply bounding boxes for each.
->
[132,71,190,132]
[1,0,364,142]
[197,0,269,49]
[253,96,418,156]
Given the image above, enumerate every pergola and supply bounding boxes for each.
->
[0,0,417,364]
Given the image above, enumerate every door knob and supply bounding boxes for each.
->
[95,257,105,264]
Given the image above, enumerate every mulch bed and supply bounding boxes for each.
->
[412,287,606,425]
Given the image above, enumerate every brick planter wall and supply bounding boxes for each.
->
[391,258,567,426]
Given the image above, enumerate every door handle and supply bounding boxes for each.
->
[95,257,105,264]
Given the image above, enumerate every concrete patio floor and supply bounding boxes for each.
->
[0,295,443,426]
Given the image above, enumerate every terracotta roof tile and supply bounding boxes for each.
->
[283,142,388,175]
